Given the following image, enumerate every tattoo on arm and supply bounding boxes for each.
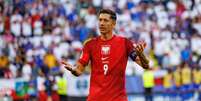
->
[138,53,149,69]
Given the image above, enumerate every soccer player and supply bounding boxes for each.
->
[61,9,149,101]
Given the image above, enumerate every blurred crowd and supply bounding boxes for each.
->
[0,0,201,100]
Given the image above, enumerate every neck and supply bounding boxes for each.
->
[100,31,113,41]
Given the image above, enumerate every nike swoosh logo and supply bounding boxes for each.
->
[101,57,109,60]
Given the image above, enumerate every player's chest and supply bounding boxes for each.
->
[90,41,126,63]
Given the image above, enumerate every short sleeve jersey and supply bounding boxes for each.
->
[78,35,134,101]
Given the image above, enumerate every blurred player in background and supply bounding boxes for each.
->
[62,9,149,101]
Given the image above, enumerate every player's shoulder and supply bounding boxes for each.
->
[115,35,130,41]
[115,35,135,47]
[83,37,98,46]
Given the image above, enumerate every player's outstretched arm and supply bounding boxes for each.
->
[61,60,85,76]
[134,41,149,69]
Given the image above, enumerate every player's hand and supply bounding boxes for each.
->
[61,60,73,72]
[133,41,147,55]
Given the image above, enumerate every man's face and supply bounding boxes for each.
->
[98,13,115,35]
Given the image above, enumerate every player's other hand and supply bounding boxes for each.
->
[133,41,147,55]
[61,60,73,72]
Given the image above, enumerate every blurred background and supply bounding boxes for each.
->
[0,0,201,101]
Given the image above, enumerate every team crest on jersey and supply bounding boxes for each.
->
[101,45,110,55]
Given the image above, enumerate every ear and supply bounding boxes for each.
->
[112,20,116,27]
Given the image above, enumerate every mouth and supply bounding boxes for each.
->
[100,27,106,31]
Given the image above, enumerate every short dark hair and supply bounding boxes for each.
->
[98,9,117,21]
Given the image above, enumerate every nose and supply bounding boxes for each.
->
[99,20,104,26]
[100,22,103,27]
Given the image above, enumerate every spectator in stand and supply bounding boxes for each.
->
[43,49,58,75]
[192,66,201,100]
[142,69,154,101]
[22,14,32,37]
[10,9,22,37]
[163,69,174,100]
[37,70,47,101]
[22,61,32,81]
[172,64,182,100]
[56,72,68,101]
[0,55,9,78]
[181,62,193,100]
